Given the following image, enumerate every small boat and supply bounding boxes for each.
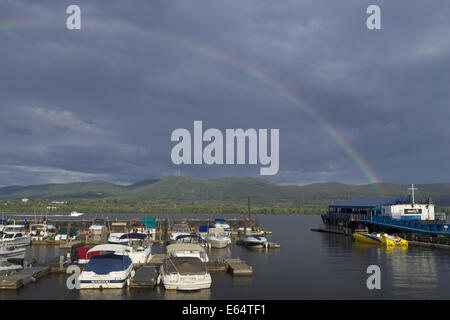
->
[54,228,78,241]
[79,246,133,289]
[166,243,209,263]
[117,233,152,264]
[169,223,191,241]
[0,261,23,276]
[108,221,128,244]
[88,219,107,241]
[0,244,26,260]
[159,256,212,291]
[30,223,56,241]
[70,211,84,217]
[214,219,231,232]
[241,234,268,249]
[0,225,31,247]
[205,228,231,249]
[175,234,206,246]
[353,232,408,247]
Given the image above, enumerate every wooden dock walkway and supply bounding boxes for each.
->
[0,265,50,290]
[225,258,252,276]
[147,254,166,266]
[129,266,158,288]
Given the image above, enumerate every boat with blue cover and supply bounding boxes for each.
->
[79,245,133,289]
[241,234,268,249]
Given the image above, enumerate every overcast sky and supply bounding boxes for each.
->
[0,0,449,187]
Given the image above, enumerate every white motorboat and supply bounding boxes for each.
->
[159,256,212,291]
[0,261,23,276]
[205,228,231,249]
[70,211,84,217]
[88,239,151,266]
[214,219,231,232]
[107,221,129,244]
[30,223,56,241]
[88,219,107,241]
[0,244,26,260]
[0,225,31,247]
[175,234,207,246]
[166,243,209,263]
[241,234,268,249]
[169,223,191,241]
[115,233,152,264]
[79,245,133,289]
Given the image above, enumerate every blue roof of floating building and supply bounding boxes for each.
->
[329,197,410,208]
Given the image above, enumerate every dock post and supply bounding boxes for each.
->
[67,223,71,243]
[59,255,64,270]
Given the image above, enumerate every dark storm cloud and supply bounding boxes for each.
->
[0,0,449,186]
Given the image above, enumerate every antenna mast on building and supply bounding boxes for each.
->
[408,184,418,204]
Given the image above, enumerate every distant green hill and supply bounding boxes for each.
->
[1,176,450,207]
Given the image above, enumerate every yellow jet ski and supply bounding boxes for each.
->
[353,232,408,247]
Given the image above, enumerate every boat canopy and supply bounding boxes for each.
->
[215,218,226,222]
[198,225,209,233]
[118,233,147,240]
[176,234,201,241]
[166,243,206,254]
[163,257,207,275]
[84,253,132,275]
[88,244,130,254]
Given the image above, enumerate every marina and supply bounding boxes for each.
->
[0,214,279,294]
[2,214,450,299]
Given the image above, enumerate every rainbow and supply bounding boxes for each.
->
[0,17,383,193]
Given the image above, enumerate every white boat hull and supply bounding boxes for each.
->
[0,236,31,247]
[79,266,133,289]
[0,247,26,260]
[207,238,229,249]
[160,269,211,290]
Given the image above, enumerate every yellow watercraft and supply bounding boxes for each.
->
[353,232,408,247]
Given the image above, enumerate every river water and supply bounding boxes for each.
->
[1,214,450,300]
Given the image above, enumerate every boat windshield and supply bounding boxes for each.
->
[3,226,25,233]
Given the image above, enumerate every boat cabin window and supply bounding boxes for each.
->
[14,233,22,238]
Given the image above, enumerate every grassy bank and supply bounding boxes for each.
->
[0,199,324,215]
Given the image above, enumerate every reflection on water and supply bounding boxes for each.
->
[207,247,232,261]
[78,288,132,300]
[158,286,212,300]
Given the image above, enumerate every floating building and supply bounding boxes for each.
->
[322,185,449,236]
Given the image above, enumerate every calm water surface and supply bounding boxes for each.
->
[1,214,450,300]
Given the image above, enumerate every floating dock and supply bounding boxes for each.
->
[225,258,253,276]
[0,265,50,290]
[129,266,158,288]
